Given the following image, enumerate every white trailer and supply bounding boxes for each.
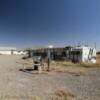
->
[70,46,96,63]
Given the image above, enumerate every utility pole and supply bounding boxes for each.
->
[47,45,53,71]
[47,50,50,71]
[94,42,96,49]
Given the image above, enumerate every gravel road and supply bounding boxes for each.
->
[0,55,99,100]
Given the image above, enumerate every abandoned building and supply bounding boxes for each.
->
[32,47,69,60]
[30,45,96,63]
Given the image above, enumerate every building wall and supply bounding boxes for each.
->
[0,50,12,55]
[13,51,27,55]
[82,48,90,62]
[71,47,96,63]
[13,51,18,55]
[0,50,26,55]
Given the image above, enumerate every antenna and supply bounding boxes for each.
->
[94,42,96,49]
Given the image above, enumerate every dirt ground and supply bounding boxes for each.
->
[0,55,100,100]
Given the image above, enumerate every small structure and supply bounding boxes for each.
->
[70,46,96,63]
[0,47,17,55]
[0,47,27,55]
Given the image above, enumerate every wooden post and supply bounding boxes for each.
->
[47,50,51,71]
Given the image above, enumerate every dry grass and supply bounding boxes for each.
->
[52,54,100,68]
[16,58,33,67]
[80,62,100,68]
[31,96,42,100]
[17,57,87,75]
[17,54,100,68]
[56,54,100,68]
[0,95,42,100]
[52,61,75,66]
[80,54,100,68]
[50,61,74,70]
[50,90,75,100]
[17,55,100,75]
[50,61,86,76]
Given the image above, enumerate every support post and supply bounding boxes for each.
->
[47,50,51,71]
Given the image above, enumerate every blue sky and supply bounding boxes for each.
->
[0,0,100,50]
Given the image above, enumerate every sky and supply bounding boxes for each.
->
[0,0,100,50]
